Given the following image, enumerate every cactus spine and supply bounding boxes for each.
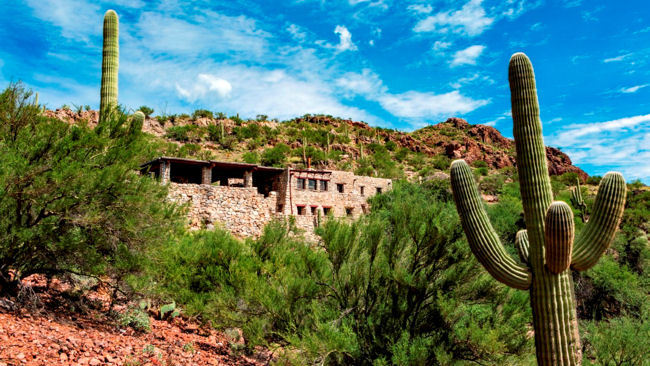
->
[100,10,119,116]
[449,53,626,365]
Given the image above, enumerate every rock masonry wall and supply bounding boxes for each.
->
[168,183,277,238]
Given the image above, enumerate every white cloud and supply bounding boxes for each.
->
[336,68,385,97]
[619,84,648,94]
[334,25,358,52]
[603,53,632,63]
[433,41,452,51]
[548,114,650,182]
[24,0,101,41]
[407,4,433,14]
[377,90,489,120]
[176,74,232,102]
[136,11,269,56]
[450,45,485,66]
[287,24,308,42]
[413,0,493,37]
[450,72,494,89]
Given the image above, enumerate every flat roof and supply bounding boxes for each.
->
[140,157,284,172]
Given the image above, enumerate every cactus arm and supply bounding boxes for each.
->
[515,230,529,265]
[571,172,626,271]
[450,160,532,290]
[100,9,119,116]
[544,202,574,274]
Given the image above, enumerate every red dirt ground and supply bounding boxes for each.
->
[0,276,272,366]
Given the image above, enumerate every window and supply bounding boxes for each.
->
[345,207,354,217]
[361,204,369,214]
[310,206,318,215]
[277,204,284,213]
[376,187,382,194]
[297,178,306,190]
[320,180,328,191]
[308,179,317,190]
[360,186,365,196]
[337,183,344,193]
[297,205,306,215]
[323,207,332,216]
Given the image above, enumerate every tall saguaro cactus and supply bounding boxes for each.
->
[100,9,119,116]
[449,53,626,365]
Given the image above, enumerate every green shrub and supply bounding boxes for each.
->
[137,106,154,118]
[582,317,650,366]
[472,160,488,168]
[385,140,397,151]
[431,154,451,170]
[192,109,213,119]
[119,305,151,332]
[165,125,193,142]
[243,151,259,164]
[0,83,181,294]
[586,175,602,185]
[261,143,290,167]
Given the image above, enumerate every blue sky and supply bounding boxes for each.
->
[0,0,649,183]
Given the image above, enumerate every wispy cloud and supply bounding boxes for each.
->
[450,45,485,66]
[603,53,632,63]
[619,84,648,94]
[548,114,650,182]
[413,0,493,37]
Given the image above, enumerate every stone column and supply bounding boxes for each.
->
[160,161,171,183]
[244,170,253,188]
[202,166,212,185]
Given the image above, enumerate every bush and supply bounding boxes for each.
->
[140,182,533,364]
[586,175,602,185]
[0,83,182,293]
[261,143,290,167]
[137,106,154,118]
[192,109,213,119]
[165,125,193,142]
[385,140,397,151]
[431,154,451,170]
[207,123,224,142]
[582,317,650,366]
[243,151,259,164]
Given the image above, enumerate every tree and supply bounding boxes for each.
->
[0,83,182,294]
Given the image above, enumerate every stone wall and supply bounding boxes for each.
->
[166,168,392,241]
[168,183,276,238]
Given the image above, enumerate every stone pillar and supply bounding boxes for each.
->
[244,170,253,188]
[160,161,171,183]
[202,166,212,185]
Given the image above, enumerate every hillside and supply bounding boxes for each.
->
[45,108,587,181]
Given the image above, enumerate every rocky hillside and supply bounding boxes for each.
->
[45,108,587,181]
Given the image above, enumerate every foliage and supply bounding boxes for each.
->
[137,106,154,118]
[242,151,259,164]
[261,143,290,167]
[192,109,213,119]
[119,304,151,332]
[140,182,534,365]
[0,83,182,292]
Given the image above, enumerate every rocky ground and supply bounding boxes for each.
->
[0,276,272,366]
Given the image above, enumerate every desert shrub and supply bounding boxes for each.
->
[192,109,213,119]
[256,114,268,122]
[586,175,602,185]
[243,151,259,164]
[474,166,489,176]
[431,154,451,170]
[0,83,181,293]
[137,106,154,118]
[304,146,327,165]
[486,195,525,247]
[479,173,506,195]
[472,160,488,168]
[261,143,290,167]
[557,171,580,186]
[385,140,397,151]
[206,123,224,142]
[119,304,151,332]
[141,182,533,364]
[394,147,410,162]
[178,143,201,157]
[233,123,261,140]
[582,317,650,366]
[230,114,244,125]
[165,125,193,142]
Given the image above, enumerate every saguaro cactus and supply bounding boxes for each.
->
[449,53,626,365]
[570,178,589,223]
[100,9,119,116]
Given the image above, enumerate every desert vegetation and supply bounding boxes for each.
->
[1,7,648,366]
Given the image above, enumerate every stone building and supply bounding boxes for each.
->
[141,157,392,239]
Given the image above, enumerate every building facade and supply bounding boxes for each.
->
[141,157,392,239]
